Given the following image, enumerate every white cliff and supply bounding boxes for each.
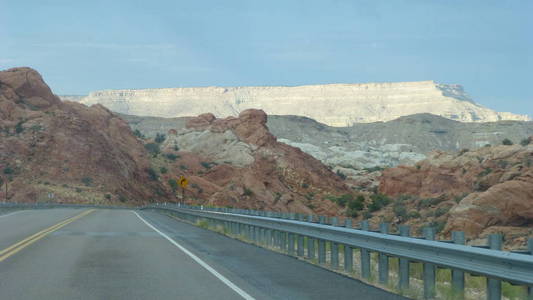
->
[74,81,529,126]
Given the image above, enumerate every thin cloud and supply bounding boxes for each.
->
[31,42,178,50]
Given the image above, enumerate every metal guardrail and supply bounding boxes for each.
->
[143,203,533,300]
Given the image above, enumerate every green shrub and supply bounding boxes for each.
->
[434,206,451,217]
[428,221,446,233]
[305,192,315,200]
[346,209,358,218]
[15,121,24,134]
[243,187,253,196]
[458,148,469,156]
[336,170,347,180]
[327,194,353,207]
[160,167,168,174]
[419,196,446,208]
[201,161,216,169]
[348,195,365,210]
[75,188,82,193]
[301,183,309,189]
[155,133,166,144]
[407,210,421,219]
[165,153,178,161]
[119,195,127,202]
[133,129,144,139]
[168,179,178,192]
[146,168,158,181]
[362,210,372,219]
[393,201,408,219]
[453,193,468,203]
[173,144,180,151]
[368,193,390,212]
[179,164,188,170]
[520,138,531,146]
[502,138,513,145]
[144,143,160,156]
[363,166,384,172]
[497,160,509,169]
[104,194,112,200]
[3,167,14,175]
[81,177,93,186]
[477,167,493,177]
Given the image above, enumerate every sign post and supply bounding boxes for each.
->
[178,176,188,202]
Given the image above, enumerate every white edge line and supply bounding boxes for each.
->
[132,211,255,300]
[0,210,24,219]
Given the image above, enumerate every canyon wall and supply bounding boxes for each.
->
[73,81,529,126]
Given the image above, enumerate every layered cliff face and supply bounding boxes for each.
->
[73,81,529,126]
[0,67,168,204]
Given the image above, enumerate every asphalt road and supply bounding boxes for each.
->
[0,209,408,300]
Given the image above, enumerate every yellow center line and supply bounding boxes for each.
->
[0,209,95,262]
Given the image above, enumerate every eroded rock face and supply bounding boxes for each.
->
[159,109,350,215]
[0,67,167,204]
[379,143,533,242]
[73,81,530,127]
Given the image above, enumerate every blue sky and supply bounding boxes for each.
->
[1,0,532,118]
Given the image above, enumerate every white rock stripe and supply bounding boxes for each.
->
[133,211,255,300]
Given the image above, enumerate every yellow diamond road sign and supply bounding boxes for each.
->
[179,176,188,188]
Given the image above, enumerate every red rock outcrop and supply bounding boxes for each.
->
[161,109,351,215]
[379,144,533,244]
[0,67,167,204]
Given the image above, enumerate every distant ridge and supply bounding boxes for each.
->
[61,81,530,126]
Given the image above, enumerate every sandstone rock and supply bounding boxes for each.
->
[71,81,530,127]
[159,109,351,215]
[0,67,167,204]
[379,141,533,246]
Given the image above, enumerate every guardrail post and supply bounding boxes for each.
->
[307,237,316,260]
[529,238,533,300]
[344,219,353,273]
[379,223,390,285]
[255,226,261,244]
[281,231,288,252]
[297,234,305,257]
[423,227,436,299]
[266,228,272,247]
[452,231,465,299]
[288,232,296,256]
[487,234,502,300]
[331,241,339,269]
[398,225,411,290]
[360,220,371,280]
[330,217,339,269]
[318,216,326,265]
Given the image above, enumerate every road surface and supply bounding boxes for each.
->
[0,208,407,300]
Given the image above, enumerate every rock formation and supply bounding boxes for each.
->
[153,109,351,215]
[378,142,533,247]
[69,81,529,127]
[121,113,533,171]
[0,67,167,204]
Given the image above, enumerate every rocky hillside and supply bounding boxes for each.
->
[378,141,533,248]
[64,80,529,126]
[122,113,533,171]
[0,67,168,204]
[147,109,351,215]
[0,67,351,215]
